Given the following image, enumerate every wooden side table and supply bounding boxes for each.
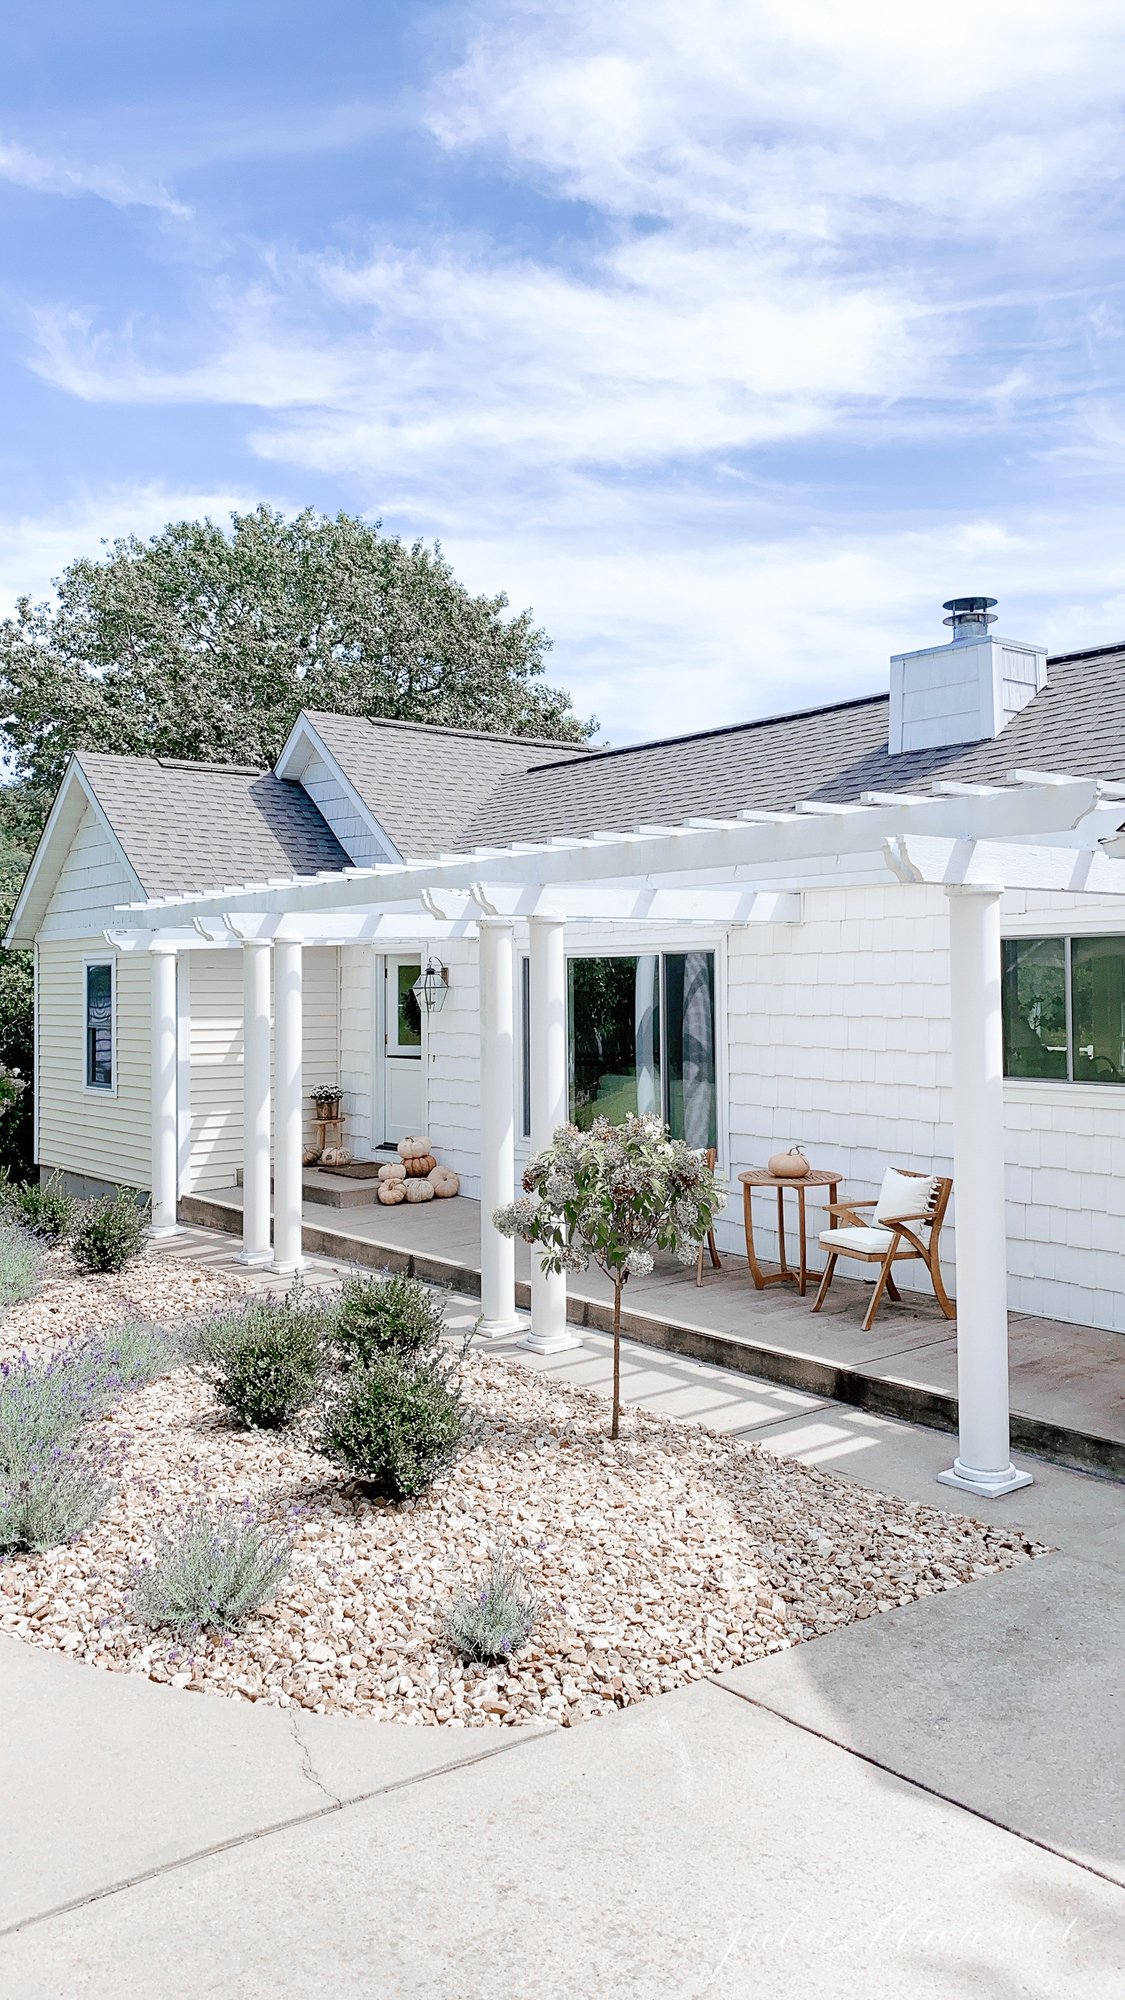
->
[738,1168,842,1296]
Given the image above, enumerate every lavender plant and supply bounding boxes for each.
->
[494,1113,725,1439]
[132,1500,292,1636]
[0,1325,182,1479]
[0,1450,112,1553]
[443,1547,540,1664]
[0,1221,43,1311]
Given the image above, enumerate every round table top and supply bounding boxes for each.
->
[738,1167,842,1189]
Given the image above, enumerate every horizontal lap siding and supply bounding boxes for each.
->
[187,952,243,1192]
[37,939,151,1189]
[187,947,341,1190]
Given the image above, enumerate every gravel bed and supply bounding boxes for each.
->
[0,1263,1047,1729]
[1,1247,248,1358]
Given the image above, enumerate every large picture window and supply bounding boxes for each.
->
[85,960,114,1090]
[1002,935,1125,1084]
[521,949,717,1147]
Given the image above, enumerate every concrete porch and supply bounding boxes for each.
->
[180,1184,1125,1480]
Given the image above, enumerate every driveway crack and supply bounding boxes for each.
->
[287,1710,344,1808]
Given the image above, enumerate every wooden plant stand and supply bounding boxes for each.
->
[309,1111,346,1161]
[738,1168,842,1296]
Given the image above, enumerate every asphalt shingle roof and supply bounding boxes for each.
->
[458,644,1125,848]
[77,753,350,898]
[301,712,595,859]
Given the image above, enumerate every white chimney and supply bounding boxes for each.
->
[889,597,1047,755]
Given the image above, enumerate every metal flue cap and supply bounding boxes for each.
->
[942,595,997,638]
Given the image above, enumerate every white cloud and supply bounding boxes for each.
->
[0,137,188,218]
[12,0,1125,745]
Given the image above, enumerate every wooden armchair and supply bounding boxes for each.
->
[811,1168,953,1332]
[695,1147,722,1286]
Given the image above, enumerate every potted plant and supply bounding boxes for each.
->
[494,1113,724,1440]
[312,1084,343,1120]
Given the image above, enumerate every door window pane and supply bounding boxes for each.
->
[568,955,661,1129]
[86,962,113,1089]
[1001,939,1067,1080]
[395,962,422,1052]
[664,952,718,1148]
[1071,936,1125,1084]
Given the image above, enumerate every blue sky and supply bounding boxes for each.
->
[4,0,1125,743]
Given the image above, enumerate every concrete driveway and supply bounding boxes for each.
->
[2,1323,1123,1998]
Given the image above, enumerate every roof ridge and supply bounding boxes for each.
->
[304,710,596,755]
[1045,641,1125,666]
[523,687,891,771]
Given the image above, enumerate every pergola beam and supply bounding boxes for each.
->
[116,777,1104,930]
[885,836,1125,896]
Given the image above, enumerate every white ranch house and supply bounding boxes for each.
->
[10,597,1125,1499]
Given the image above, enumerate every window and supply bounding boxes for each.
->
[1002,935,1125,1084]
[85,961,114,1090]
[523,949,718,1147]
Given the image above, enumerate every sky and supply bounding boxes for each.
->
[3,0,1125,744]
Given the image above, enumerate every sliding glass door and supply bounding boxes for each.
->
[564,950,717,1148]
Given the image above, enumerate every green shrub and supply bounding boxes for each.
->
[1,1171,76,1244]
[317,1351,471,1499]
[198,1293,327,1430]
[0,1451,112,1553]
[132,1501,292,1636]
[0,1221,43,1308]
[443,1548,540,1663]
[333,1271,447,1368]
[71,1188,150,1275]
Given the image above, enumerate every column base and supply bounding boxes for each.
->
[270,1258,306,1279]
[148,1223,181,1242]
[477,1313,529,1339]
[938,1457,1034,1499]
[520,1324,583,1355]
[236,1248,273,1268]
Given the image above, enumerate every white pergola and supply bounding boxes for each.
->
[109,771,1125,1500]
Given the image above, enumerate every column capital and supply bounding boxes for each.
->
[944,883,1004,900]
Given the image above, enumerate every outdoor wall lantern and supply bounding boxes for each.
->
[412,957,450,1013]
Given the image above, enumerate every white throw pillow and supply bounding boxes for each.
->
[873,1168,936,1224]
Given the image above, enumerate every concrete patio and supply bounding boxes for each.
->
[180,1184,1125,1480]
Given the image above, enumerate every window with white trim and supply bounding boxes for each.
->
[1002,935,1125,1084]
[85,960,114,1090]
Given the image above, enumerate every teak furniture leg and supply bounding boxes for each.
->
[863,1248,899,1332]
[797,1185,808,1296]
[743,1180,768,1288]
[812,1253,837,1313]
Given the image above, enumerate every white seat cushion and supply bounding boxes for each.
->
[819,1225,896,1255]
[873,1167,936,1224]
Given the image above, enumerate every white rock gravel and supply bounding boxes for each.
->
[0,1261,1047,1729]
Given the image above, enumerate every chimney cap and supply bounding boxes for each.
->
[943,595,997,635]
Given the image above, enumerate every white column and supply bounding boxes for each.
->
[522,915,580,1354]
[478,920,525,1335]
[239,939,273,1266]
[271,939,304,1276]
[938,887,1032,1498]
[149,944,179,1238]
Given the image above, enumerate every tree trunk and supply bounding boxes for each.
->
[611,1277,623,1440]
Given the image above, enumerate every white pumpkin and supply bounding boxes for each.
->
[404,1176,435,1203]
[767,1145,810,1179]
[397,1135,432,1161]
[377,1161,406,1182]
[429,1166,460,1198]
[377,1180,406,1205]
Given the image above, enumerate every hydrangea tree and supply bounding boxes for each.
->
[494,1114,725,1440]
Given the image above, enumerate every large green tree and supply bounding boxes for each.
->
[0,506,593,793]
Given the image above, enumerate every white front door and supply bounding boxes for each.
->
[379,956,425,1144]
